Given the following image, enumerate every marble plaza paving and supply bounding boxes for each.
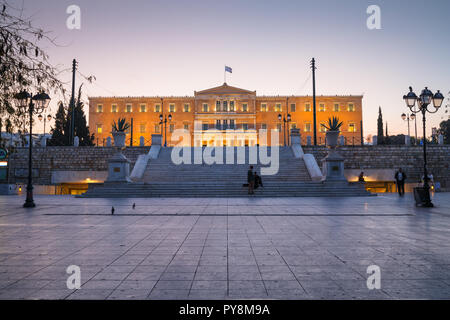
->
[0,193,449,300]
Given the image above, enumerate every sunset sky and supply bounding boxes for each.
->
[9,0,450,137]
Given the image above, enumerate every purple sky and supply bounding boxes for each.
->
[8,0,450,137]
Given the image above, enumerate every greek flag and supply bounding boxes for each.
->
[225,66,232,73]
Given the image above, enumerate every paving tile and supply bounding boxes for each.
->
[188,290,227,299]
[107,289,151,300]
[116,280,157,290]
[154,280,193,290]
[66,289,114,300]
[148,289,190,300]
[191,280,227,290]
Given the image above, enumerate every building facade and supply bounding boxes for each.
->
[89,83,363,147]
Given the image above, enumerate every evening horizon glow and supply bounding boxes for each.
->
[8,0,450,138]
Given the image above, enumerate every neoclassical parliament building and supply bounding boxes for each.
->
[89,83,363,147]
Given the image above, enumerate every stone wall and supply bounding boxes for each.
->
[303,145,450,187]
[8,147,150,185]
[5,145,450,188]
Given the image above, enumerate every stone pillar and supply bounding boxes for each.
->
[321,150,347,182]
[152,134,162,146]
[74,136,79,147]
[438,134,444,145]
[405,135,411,145]
[372,135,377,146]
[290,128,301,145]
[339,136,345,146]
[106,137,112,147]
[106,153,131,183]
[140,136,145,147]
[306,136,312,146]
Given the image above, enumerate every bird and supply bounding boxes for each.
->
[111,206,115,215]
[132,203,136,210]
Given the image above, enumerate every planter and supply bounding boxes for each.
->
[325,130,340,148]
[112,131,126,147]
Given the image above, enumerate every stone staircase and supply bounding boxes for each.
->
[141,147,310,183]
[80,147,373,198]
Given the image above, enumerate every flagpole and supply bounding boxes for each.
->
[224,65,226,83]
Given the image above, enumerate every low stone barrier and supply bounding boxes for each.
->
[5,145,450,188]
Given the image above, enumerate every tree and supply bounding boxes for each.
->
[48,102,67,146]
[377,106,384,144]
[72,84,94,146]
[49,84,94,146]
[0,1,64,133]
[438,119,450,144]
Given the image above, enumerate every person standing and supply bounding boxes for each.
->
[358,172,365,182]
[395,168,407,196]
[247,165,255,195]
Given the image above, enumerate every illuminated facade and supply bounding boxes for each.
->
[89,83,363,146]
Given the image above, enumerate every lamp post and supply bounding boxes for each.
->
[14,91,51,208]
[400,112,415,137]
[159,114,172,147]
[38,113,52,141]
[403,86,444,207]
[278,113,291,146]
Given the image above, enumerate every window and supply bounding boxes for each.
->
[216,120,221,130]
[126,104,132,113]
[111,104,117,113]
[348,123,356,132]
[154,124,160,133]
[139,104,146,113]
[169,124,174,133]
[304,103,311,112]
[96,124,102,134]
[290,104,296,112]
[261,123,267,130]
[184,124,189,131]
[348,103,355,112]
[319,103,325,112]
[169,104,175,112]
[304,122,311,132]
[320,122,327,132]
[223,101,228,112]
[242,103,248,112]
[261,103,267,112]
[275,103,282,112]
[140,123,146,133]
[333,103,339,112]
[202,123,209,130]
[230,101,235,111]
[229,120,235,129]
[97,105,103,113]
[216,101,221,112]
[184,104,190,112]
[242,123,249,131]
[154,104,161,113]
[203,104,209,112]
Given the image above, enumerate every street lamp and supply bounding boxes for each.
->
[159,114,172,147]
[38,113,52,139]
[400,112,416,138]
[403,86,443,207]
[278,113,291,146]
[14,91,51,208]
